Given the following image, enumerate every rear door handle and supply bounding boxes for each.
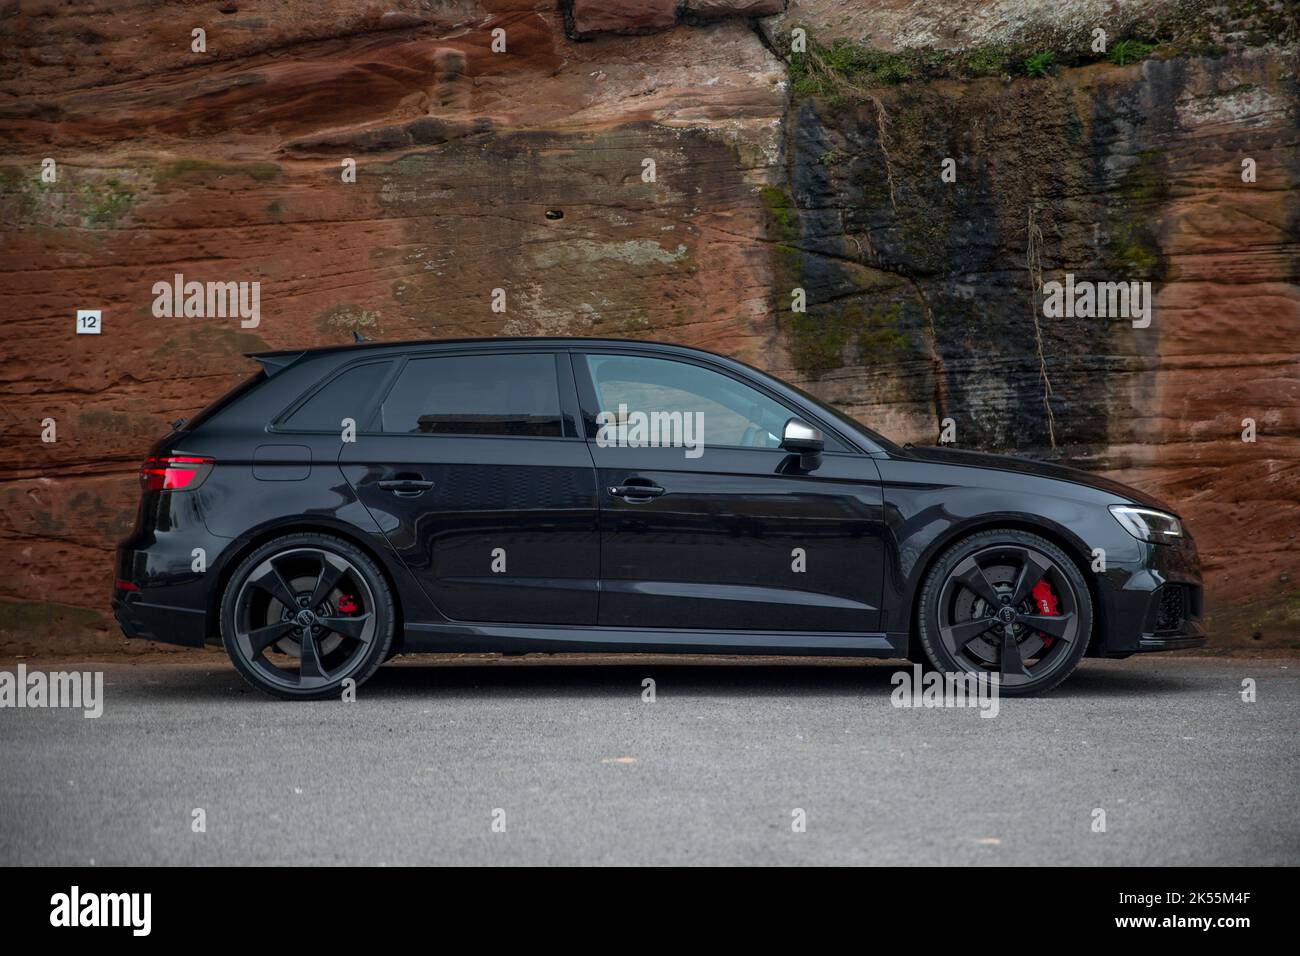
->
[608,482,665,500]
[378,478,435,496]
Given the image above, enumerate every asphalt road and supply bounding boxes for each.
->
[1,653,1296,866]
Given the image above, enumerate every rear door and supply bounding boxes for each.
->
[337,349,599,625]
[572,349,886,633]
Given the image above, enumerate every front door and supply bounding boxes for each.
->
[571,350,886,633]
[339,349,599,626]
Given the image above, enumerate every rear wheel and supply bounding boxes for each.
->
[220,533,395,700]
[916,529,1092,696]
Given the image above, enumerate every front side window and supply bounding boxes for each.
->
[381,353,563,437]
[582,354,795,449]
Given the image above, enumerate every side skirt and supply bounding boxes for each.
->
[402,622,905,658]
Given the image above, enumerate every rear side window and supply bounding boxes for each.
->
[185,369,266,430]
[281,361,392,431]
[381,353,562,438]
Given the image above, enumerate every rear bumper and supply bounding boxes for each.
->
[111,593,208,648]
[113,520,238,649]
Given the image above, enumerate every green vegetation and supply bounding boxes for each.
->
[0,166,48,219]
[961,44,1010,77]
[1022,51,1055,77]
[787,311,847,376]
[789,38,916,98]
[854,303,910,361]
[77,409,132,433]
[80,179,134,226]
[1109,38,1155,66]
[154,158,280,190]
[782,1,1294,99]
[1,167,137,228]
[788,302,911,379]
[786,34,1086,95]
[759,185,800,242]
[1105,148,1167,280]
[758,185,815,369]
[0,599,106,637]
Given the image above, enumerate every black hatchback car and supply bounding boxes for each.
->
[113,337,1206,699]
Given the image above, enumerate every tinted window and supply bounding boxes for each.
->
[187,369,265,430]
[382,353,563,437]
[281,361,392,431]
[583,354,794,449]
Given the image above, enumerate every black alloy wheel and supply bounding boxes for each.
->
[917,529,1092,696]
[220,533,395,700]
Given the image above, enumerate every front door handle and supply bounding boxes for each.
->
[608,481,665,500]
[378,478,435,496]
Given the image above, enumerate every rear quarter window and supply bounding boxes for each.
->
[185,369,266,430]
[279,361,393,431]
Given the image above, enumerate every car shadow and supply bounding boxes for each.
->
[355,657,1199,701]
[1047,663,1202,698]
[121,656,1201,703]
[367,660,886,700]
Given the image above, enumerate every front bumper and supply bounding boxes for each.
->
[1137,631,1208,652]
[1096,532,1207,657]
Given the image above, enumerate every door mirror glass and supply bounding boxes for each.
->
[781,418,823,471]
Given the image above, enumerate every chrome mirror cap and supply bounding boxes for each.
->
[782,419,823,448]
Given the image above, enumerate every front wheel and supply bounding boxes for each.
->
[220,533,396,700]
[916,529,1092,697]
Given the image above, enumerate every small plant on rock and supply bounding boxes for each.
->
[1023,51,1055,77]
[1109,39,1155,66]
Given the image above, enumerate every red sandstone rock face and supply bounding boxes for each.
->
[571,0,680,36]
[0,1,1295,652]
[780,0,1170,50]
[570,0,785,37]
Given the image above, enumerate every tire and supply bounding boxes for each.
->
[916,528,1092,697]
[220,532,396,700]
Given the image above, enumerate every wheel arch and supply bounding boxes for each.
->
[904,514,1105,658]
[206,518,407,652]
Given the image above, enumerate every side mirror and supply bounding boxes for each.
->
[781,418,824,472]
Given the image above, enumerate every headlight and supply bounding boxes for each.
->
[1109,505,1182,543]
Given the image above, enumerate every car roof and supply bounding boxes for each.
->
[246,336,729,362]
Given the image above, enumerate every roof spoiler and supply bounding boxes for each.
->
[246,351,305,377]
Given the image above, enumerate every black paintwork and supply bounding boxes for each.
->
[112,337,1206,658]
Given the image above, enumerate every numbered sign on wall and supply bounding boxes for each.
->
[76,309,102,334]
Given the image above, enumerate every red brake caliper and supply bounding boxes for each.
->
[1031,579,1059,648]
[336,595,359,615]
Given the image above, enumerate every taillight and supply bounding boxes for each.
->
[140,455,214,492]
